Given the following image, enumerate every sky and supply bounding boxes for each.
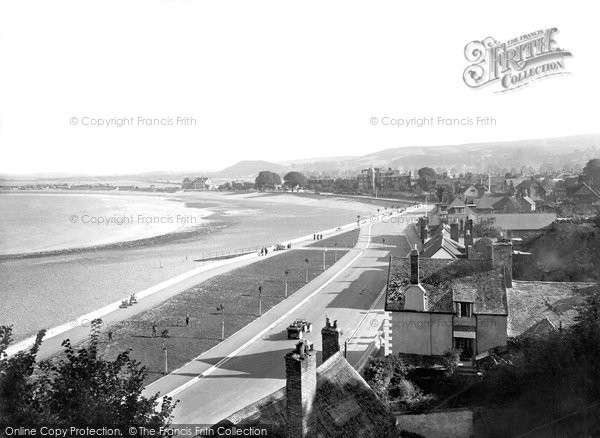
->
[0,0,598,175]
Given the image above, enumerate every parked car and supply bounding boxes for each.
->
[287,319,313,339]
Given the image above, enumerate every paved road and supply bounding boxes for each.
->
[144,209,428,424]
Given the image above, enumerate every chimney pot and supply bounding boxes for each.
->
[321,316,341,363]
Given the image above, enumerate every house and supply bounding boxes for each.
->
[514,177,547,200]
[211,317,397,438]
[475,194,520,214]
[571,183,600,205]
[501,178,527,195]
[419,222,466,259]
[459,184,486,204]
[385,243,511,361]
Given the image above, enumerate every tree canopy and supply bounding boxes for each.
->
[417,167,436,191]
[0,320,176,426]
[584,158,600,189]
[254,171,282,190]
[283,171,307,191]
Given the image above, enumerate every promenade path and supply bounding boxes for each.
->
[143,207,432,424]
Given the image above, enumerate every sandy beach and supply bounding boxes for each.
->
[0,191,402,341]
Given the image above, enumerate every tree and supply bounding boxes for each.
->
[0,321,176,426]
[417,167,436,192]
[283,171,307,192]
[254,171,282,190]
[583,158,600,189]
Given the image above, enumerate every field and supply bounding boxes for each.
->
[97,247,350,383]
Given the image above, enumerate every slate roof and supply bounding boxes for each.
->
[421,230,465,259]
[573,183,600,199]
[386,257,508,315]
[482,213,557,231]
[212,352,396,438]
[447,197,466,208]
[475,194,514,211]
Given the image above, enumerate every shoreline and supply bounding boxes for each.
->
[4,204,426,358]
[0,190,221,259]
[0,222,226,261]
[1,192,420,343]
[3,215,365,358]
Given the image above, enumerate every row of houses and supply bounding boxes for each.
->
[384,215,597,365]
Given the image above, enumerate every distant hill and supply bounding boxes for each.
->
[347,133,600,171]
[272,133,600,176]
[216,160,287,178]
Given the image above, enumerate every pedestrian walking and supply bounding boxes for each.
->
[185,314,190,327]
[265,247,269,255]
[313,234,316,240]
[152,322,157,338]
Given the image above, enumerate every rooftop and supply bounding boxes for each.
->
[507,280,598,337]
[386,256,508,315]
[421,229,465,259]
[214,352,396,438]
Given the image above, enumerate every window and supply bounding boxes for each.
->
[455,302,472,318]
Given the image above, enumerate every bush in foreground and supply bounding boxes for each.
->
[0,319,176,426]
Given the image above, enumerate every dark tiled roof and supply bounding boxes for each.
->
[214,352,396,438]
[475,194,512,210]
[386,257,508,315]
[483,213,556,230]
[421,232,464,259]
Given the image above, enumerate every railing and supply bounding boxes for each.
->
[195,245,277,262]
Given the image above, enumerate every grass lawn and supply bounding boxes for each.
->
[98,248,348,383]
[307,229,359,249]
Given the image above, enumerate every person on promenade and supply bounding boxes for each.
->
[313,234,316,240]
[185,314,190,327]
[265,247,269,255]
[152,322,157,338]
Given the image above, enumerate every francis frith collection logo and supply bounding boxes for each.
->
[463,28,572,92]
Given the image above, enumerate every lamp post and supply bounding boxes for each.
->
[284,269,289,298]
[334,242,338,262]
[258,284,263,316]
[323,248,327,271]
[162,342,168,375]
[217,303,225,340]
[304,258,309,283]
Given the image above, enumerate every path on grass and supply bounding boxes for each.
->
[143,207,432,424]
[19,223,359,361]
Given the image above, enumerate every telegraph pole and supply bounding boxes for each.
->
[258,284,263,316]
[284,269,289,298]
[323,248,327,271]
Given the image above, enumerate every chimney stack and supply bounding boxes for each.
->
[405,249,428,311]
[321,315,341,363]
[493,241,513,288]
[484,240,494,262]
[419,218,428,244]
[285,340,317,438]
[410,247,419,284]
[450,221,459,242]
